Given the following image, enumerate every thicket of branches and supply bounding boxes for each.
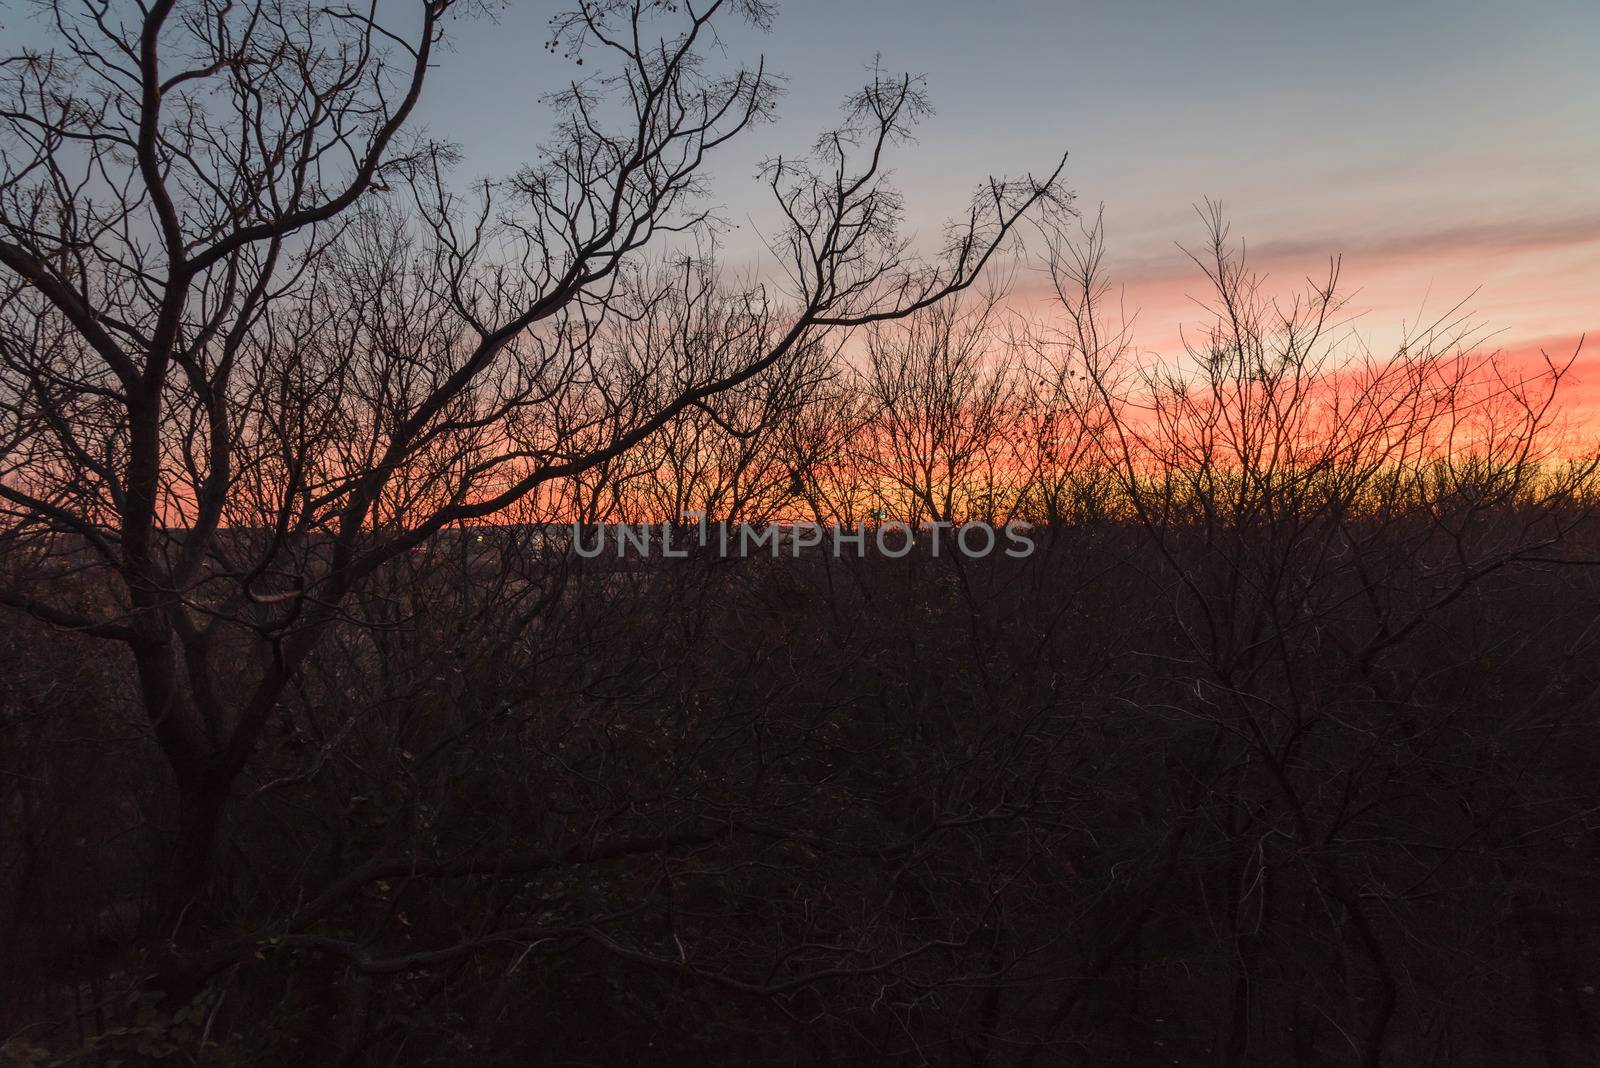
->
[3,1,1599,1065]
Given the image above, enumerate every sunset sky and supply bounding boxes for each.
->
[6,0,1591,403]
[423,0,1599,408]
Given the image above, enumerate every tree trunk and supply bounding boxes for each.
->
[172,771,227,916]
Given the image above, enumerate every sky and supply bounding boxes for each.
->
[418,0,1599,408]
[5,0,1595,406]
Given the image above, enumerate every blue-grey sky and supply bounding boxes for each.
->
[419,0,1599,372]
[6,0,1594,378]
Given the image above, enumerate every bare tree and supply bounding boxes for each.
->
[1037,204,1600,1066]
[0,0,1067,932]
[8,6,1597,1062]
